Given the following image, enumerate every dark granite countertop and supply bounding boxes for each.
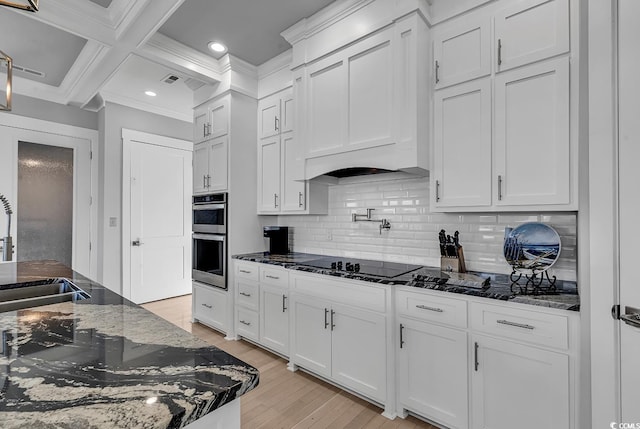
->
[233,252,580,312]
[0,261,259,429]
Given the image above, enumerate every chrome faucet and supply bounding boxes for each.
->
[0,194,13,261]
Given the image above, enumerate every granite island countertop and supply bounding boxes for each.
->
[233,252,580,311]
[0,261,259,429]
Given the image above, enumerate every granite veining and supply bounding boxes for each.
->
[233,252,580,311]
[0,261,259,429]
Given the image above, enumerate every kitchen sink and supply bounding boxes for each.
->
[0,278,90,313]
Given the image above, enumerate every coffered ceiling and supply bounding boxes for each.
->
[0,0,336,122]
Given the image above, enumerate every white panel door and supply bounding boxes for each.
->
[618,0,640,421]
[193,142,209,194]
[398,318,468,429]
[433,78,492,208]
[471,335,569,429]
[495,0,570,72]
[494,57,570,206]
[193,105,209,144]
[330,303,386,402]
[258,94,280,139]
[208,97,229,139]
[306,57,347,156]
[281,132,305,212]
[433,16,491,89]
[129,139,191,304]
[347,35,393,149]
[257,138,280,213]
[291,294,332,378]
[260,284,289,355]
[207,136,228,192]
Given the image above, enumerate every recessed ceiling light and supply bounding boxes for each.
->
[144,90,157,97]
[208,41,227,53]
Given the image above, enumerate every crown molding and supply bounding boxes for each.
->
[257,49,293,80]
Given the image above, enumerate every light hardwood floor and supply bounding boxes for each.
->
[142,295,437,429]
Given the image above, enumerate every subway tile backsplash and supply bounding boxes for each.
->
[275,174,577,281]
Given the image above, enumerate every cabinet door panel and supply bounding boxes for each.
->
[434,17,491,89]
[260,285,289,355]
[258,98,279,139]
[472,335,569,429]
[281,132,306,212]
[193,143,209,194]
[257,138,280,213]
[307,59,347,156]
[291,295,332,378]
[348,39,393,148]
[282,93,294,134]
[495,0,569,72]
[208,137,228,191]
[331,304,386,402]
[494,58,569,206]
[193,283,227,332]
[194,106,209,144]
[398,318,468,429]
[433,78,492,207]
[209,98,229,138]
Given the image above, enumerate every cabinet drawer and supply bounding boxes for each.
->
[470,302,569,350]
[261,266,288,288]
[235,262,259,281]
[236,280,259,311]
[290,272,387,313]
[397,289,468,329]
[192,282,227,331]
[236,308,259,341]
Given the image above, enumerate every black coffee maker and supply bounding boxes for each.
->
[264,226,289,254]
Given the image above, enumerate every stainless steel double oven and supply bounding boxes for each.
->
[192,193,227,289]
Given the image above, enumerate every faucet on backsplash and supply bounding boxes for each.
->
[0,193,13,261]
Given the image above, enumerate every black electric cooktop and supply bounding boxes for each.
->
[300,256,422,279]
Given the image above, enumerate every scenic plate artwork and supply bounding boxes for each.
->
[503,222,561,273]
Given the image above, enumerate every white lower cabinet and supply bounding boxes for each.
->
[192,281,228,333]
[397,317,468,429]
[290,272,390,405]
[471,335,570,429]
[260,283,289,355]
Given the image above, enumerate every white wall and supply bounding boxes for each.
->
[98,102,192,293]
[1,92,98,130]
[276,173,577,281]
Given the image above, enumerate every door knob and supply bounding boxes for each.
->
[132,239,142,246]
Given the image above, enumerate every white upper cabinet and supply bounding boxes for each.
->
[494,57,570,206]
[433,78,492,208]
[193,97,229,144]
[431,0,577,211]
[495,0,570,72]
[433,16,491,89]
[194,136,229,194]
[257,88,327,215]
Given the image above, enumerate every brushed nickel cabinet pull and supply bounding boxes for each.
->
[498,39,503,66]
[400,324,405,348]
[436,180,441,202]
[497,319,535,330]
[282,294,287,312]
[416,304,444,313]
[202,303,212,309]
[330,309,336,331]
[498,175,503,201]
[239,320,251,326]
[239,269,252,274]
[298,191,304,208]
[265,275,280,280]
[324,308,329,329]
[239,292,251,297]
[435,60,440,84]
[275,116,279,132]
[274,193,279,208]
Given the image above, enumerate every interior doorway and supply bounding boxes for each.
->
[17,142,74,266]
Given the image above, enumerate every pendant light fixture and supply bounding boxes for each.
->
[0,0,39,12]
[0,50,11,111]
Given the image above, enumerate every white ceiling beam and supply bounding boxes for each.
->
[65,0,185,108]
[136,33,223,85]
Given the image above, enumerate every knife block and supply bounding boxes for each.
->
[440,247,467,273]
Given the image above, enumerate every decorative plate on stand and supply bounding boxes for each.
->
[503,222,561,273]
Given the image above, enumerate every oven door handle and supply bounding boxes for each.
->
[192,233,225,241]
[193,203,226,211]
